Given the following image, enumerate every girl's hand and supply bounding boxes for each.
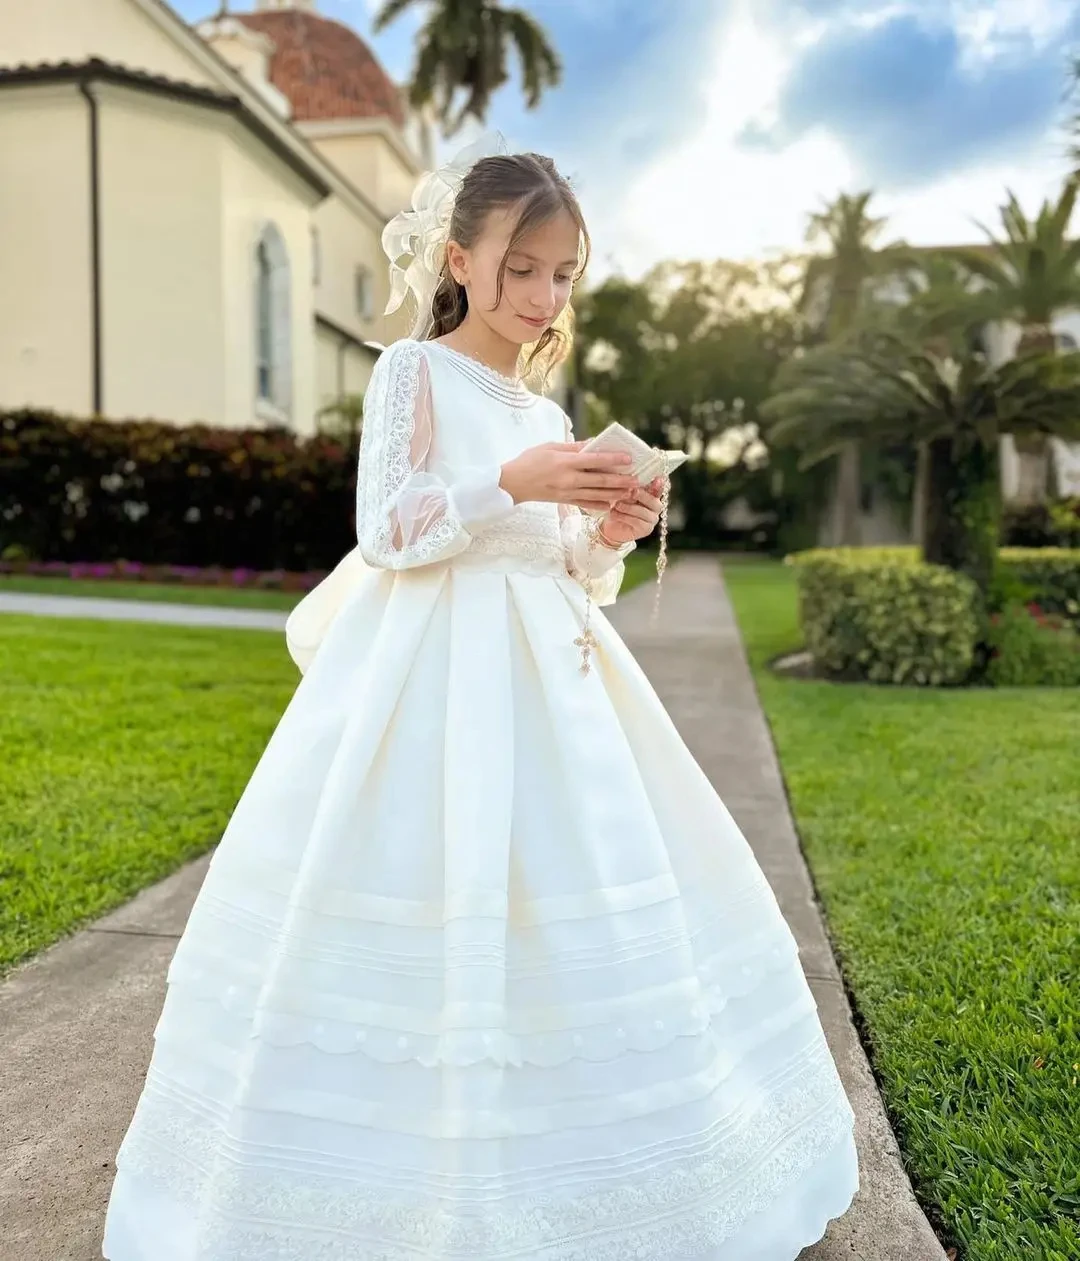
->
[597,478,664,546]
[499,442,639,513]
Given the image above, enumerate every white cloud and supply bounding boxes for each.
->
[584,4,854,272]
[882,151,1074,246]
[950,0,1077,55]
[579,0,1077,275]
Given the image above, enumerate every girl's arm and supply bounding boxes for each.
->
[356,340,516,570]
[558,414,635,605]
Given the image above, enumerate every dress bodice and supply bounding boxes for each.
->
[353,338,634,589]
[420,343,568,573]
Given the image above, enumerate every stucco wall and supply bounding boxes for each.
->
[0,83,94,415]
[312,193,387,351]
[1,0,214,85]
[97,83,225,424]
[220,113,322,431]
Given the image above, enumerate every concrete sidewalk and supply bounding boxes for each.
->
[0,588,290,631]
[0,557,945,1261]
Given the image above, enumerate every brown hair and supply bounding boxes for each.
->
[427,153,590,385]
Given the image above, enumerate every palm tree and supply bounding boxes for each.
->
[955,181,1080,499]
[890,253,997,542]
[762,329,1080,597]
[956,182,1080,356]
[373,0,562,135]
[805,192,897,337]
[802,192,911,545]
[895,252,996,348]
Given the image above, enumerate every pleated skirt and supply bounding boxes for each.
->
[103,556,858,1261]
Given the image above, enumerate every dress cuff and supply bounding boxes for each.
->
[570,524,636,579]
[446,465,516,533]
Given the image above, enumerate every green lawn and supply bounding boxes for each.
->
[0,616,295,975]
[723,559,1080,1261]
[0,574,303,610]
[622,547,658,593]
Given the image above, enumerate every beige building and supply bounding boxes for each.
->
[0,0,430,435]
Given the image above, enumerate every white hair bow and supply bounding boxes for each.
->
[382,132,510,340]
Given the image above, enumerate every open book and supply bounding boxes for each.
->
[578,422,688,516]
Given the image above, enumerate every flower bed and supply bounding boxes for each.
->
[987,601,1080,687]
[0,558,327,592]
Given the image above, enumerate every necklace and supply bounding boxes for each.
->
[430,342,538,425]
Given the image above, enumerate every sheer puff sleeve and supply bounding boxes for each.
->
[558,413,635,606]
[356,340,515,570]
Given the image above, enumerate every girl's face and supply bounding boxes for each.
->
[447,205,582,346]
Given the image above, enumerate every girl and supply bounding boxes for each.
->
[102,141,859,1261]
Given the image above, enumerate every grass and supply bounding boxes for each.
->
[0,574,303,610]
[0,616,295,975]
[622,547,658,593]
[723,559,1080,1261]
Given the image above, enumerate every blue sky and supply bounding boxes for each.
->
[176,1,1080,274]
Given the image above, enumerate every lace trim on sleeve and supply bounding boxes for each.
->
[356,341,468,569]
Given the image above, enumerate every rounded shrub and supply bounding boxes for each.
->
[786,548,980,686]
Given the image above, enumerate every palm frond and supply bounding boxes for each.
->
[372,0,419,34]
[502,8,562,106]
[382,0,561,131]
[764,327,1080,466]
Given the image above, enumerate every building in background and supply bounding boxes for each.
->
[0,0,428,435]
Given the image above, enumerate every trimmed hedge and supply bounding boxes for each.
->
[0,409,357,571]
[787,545,1080,685]
[785,549,980,685]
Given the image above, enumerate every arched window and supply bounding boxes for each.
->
[255,222,291,419]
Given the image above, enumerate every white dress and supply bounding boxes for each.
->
[102,338,859,1261]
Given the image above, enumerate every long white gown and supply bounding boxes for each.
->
[102,338,859,1261]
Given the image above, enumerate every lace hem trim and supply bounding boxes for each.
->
[114,1049,856,1261]
[160,941,809,1067]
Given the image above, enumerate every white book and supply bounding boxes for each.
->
[578,422,688,516]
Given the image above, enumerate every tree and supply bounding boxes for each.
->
[316,393,365,454]
[577,260,803,544]
[802,191,911,545]
[893,251,996,348]
[956,182,1080,356]
[373,0,561,134]
[954,181,1080,500]
[762,329,1080,597]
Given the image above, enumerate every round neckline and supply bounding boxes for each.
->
[428,340,529,392]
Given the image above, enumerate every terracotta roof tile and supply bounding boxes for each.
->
[234,10,405,125]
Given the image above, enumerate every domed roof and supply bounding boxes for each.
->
[234,9,405,125]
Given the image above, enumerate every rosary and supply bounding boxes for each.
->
[574,472,672,676]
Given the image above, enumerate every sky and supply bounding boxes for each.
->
[176,0,1080,277]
